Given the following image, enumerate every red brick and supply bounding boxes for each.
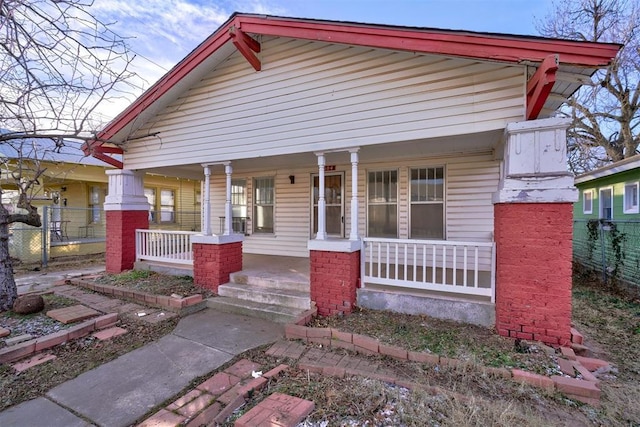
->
[182,294,203,306]
[263,364,289,379]
[352,334,379,353]
[176,393,215,418]
[552,375,600,399]
[575,356,609,371]
[306,327,331,339]
[168,297,183,309]
[558,358,576,376]
[570,327,584,345]
[572,361,599,383]
[234,393,314,427]
[35,330,69,351]
[330,329,352,343]
[512,369,554,391]
[138,409,185,427]
[95,313,119,329]
[379,344,408,360]
[185,402,222,427]
[93,327,127,341]
[197,372,241,395]
[214,393,246,424]
[322,366,346,378]
[560,346,577,361]
[284,324,308,340]
[237,377,268,397]
[12,354,57,372]
[166,389,202,410]
[0,340,36,363]
[330,340,356,351]
[67,321,96,340]
[225,359,261,379]
[106,210,149,273]
[408,351,440,365]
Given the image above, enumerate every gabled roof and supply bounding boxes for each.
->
[0,134,116,167]
[85,13,621,168]
[575,155,640,184]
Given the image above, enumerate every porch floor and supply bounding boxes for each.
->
[241,254,310,284]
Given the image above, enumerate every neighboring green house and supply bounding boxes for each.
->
[573,155,640,287]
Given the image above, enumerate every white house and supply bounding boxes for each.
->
[84,13,620,345]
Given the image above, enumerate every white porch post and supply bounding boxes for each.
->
[349,148,360,241]
[224,162,233,235]
[316,152,327,240]
[202,165,212,235]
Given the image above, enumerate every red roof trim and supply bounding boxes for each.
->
[87,14,621,167]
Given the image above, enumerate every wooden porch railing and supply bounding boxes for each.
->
[135,229,197,265]
[361,238,496,302]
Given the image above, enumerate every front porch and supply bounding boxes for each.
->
[134,229,496,325]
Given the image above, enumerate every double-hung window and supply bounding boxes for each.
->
[582,190,593,214]
[253,177,274,233]
[367,170,398,237]
[624,182,639,214]
[599,187,613,220]
[410,167,444,239]
[160,189,175,222]
[89,186,102,223]
[231,179,247,233]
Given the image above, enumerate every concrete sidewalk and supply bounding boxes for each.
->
[0,309,284,427]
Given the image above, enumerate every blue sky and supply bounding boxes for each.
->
[92,0,556,121]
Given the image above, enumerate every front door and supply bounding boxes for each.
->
[312,173,344,238]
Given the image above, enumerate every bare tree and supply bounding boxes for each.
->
[0,0,135,311]
[537,0,640,173]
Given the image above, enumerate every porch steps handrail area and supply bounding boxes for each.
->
[136,229,197,265]
[362,237,496,302]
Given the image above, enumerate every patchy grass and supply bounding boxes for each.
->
[0,316,178,411]
[0,294,77,349]
[94,270,214,298]
[310,309,559,374]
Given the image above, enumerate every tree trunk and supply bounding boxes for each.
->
[0,219,17,312]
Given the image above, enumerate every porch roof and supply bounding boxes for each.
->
[84,13,621,168]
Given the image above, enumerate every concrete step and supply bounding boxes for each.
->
[218,282,311,310]
[229,272,309,292]
[206,297,305,324]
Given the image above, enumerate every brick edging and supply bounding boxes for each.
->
[0,313,118,364]
[285,320,608,405]
[63,279,203,313]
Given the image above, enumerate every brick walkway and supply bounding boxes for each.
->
[52,285,178,323]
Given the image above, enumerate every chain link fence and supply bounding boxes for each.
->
[573,219,640,288]
[9,207,202,266]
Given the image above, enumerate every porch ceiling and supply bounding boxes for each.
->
[139,129,502,179]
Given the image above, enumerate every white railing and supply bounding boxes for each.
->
[135,230,197,265]
[362,238,496,302]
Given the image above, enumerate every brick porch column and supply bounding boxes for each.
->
[104,170,149,273]
[493,118,577,346]
[308,240,361,316]
[191,235,243,293]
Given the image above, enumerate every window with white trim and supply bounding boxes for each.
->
[232,179,247,233]
[410,167,444,239]
[253,177,274,233]
[144,188,156,223]
[367,170,398,238]
[582,190,593,214]
[599,187,613,220]
[624,182,639,214]
[160,189,175,222]
[89,186,102,223]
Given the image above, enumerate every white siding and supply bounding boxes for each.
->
[204,153,499,258]
[124,37,524,170]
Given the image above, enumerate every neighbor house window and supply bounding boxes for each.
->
[160,189,175,222]
[624,182,639,214]
[89,186,101,223]
[253,177,274,233]
[583,190,593,214]
[410,167,444,239]
[599,187,613,220]
[144,188,157,223]
[367,170,398,238]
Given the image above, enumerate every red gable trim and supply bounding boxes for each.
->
[87,14,621,167]
[238,16,619,67]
